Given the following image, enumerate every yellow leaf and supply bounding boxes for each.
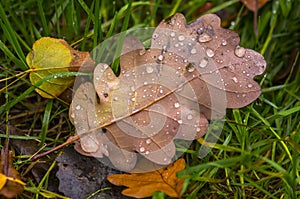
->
[0,173,7,190]
[26,37,95,98]
[0,149,25,198]
[107,158,185,198]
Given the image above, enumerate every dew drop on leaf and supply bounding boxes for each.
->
[178,35,185,41]
[146,66,154,73]
[146,139,152,144]
[198,33,212,43]
[199,57,209,68]
[130,86,135,92]
[75,105,81,110]
[187,114,193,120]
[139,49,146,55]
[206,48,215,57]
[139,147,145,152]
[232,77,238,83]
[234,46,246,57]
[186,63,195,72]
[158,55,164,61]
[190,48,197,54]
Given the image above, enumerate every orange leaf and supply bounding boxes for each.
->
[0,173,7,190]
[0,149,25,198]
[107,158,185,198]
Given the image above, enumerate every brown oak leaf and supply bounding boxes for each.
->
[69,13,266,172]
[107,158,185,198]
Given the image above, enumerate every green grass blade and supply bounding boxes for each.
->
[0,4,27,70]
[40,99,53,147]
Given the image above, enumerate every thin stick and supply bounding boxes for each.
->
[30,135,80,161]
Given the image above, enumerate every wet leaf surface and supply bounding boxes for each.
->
[26,37,94,98]
[107,158,185,198]
[70,13,266,171]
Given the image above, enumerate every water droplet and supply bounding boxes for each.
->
[198,33,212,43]
[146,139,151,144]
[139,49,146,55]
[158,55,164,61]
[232,77,238,83]
[186,63,195,72]
[199,57,209,68]
[196,127,201,132]
[159,89,164,94]
[174,102,180,108]
[234,46,246,57]
[75,105,81,110]
[146,66,154,73]
[139,147,145,152]
[221,40,227,46]
[190,48,197,54]
[144,81,148,85]
[187,114,193,120]
[113,96,119,101]
[247,84,253,88]
[131,97,136,102]
[106,72,115,80]
[103,64,109,69]
[162,45,167,52]
[170,32,175,37]
[145,151,150,155]
[206,48,215,57]
[178,35,185,41]
[163,157,168,162]
[130,86,135,92]
[178,120,183,124]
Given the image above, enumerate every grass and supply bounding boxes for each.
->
[0,0,299,198]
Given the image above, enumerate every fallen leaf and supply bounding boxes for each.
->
[70,13,266,171]
[107,158,185,198]
[26,37,94,98]
[0,173,6,190]
[240,0,268,12]
[0,148,26,198]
